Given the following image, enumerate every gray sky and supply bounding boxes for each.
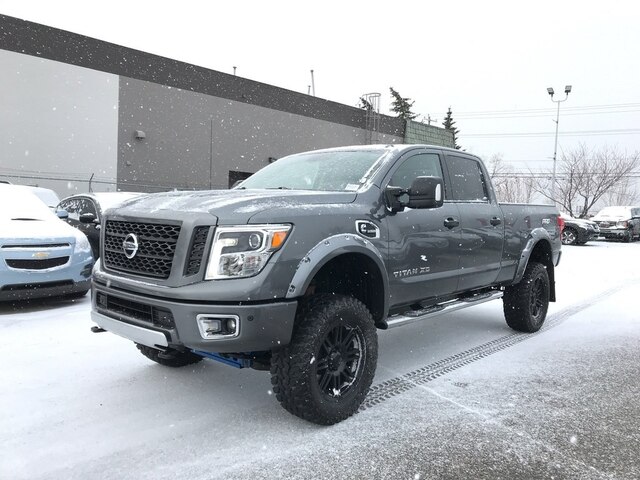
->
[1,0,639,172]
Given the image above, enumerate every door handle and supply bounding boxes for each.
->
[490,217,502,226]
[444,217,459,229]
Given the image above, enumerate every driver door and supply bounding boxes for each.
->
[384,149,461,308]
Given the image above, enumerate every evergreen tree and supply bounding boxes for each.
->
[442,107,461,149]
[389,87,417,120]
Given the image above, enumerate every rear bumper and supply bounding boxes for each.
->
[91,280,298,353]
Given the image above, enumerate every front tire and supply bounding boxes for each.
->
[503,262,550,333]
[270,294,378,425]
[561,227,578,245]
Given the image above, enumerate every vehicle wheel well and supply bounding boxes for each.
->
[305,253,385,324]
[528,240,556,302]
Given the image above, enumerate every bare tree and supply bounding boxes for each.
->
[603,176,639,206]
[533,144,639,217]
[488,154,536,203]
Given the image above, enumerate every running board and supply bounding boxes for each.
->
[384,291,504,329]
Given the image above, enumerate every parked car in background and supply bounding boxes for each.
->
[12,185,60,211]
[0,185,94,301]
[592,206,640,242]
[559,212,600,245]
[56,192,144,259]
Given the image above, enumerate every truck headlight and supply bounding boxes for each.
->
[204,224,291,280]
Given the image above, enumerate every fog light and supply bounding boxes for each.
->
[196,314,240,339]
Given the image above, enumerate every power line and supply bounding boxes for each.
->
[440,102,640,118]
[463,128,640,138]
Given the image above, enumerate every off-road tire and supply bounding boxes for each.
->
[503,261,549,333]
[136,344,203,367]
[270,294,378,425]
[561,227,578,245]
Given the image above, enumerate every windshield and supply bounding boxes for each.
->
[0,188,57,222]
[237,150,387,191]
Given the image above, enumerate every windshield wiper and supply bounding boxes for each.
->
[266,186,290,190]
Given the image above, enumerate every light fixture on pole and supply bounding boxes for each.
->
[547,84,572,205]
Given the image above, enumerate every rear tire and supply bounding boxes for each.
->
[503,262,549,333]
[270,294,378,425]
[136,344,203,367]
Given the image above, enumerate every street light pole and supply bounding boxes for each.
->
[547,85,572,205]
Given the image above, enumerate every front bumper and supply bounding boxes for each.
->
[91,280,298,353]
[598,228,629,239]
[0,278,91,301]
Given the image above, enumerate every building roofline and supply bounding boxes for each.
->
[0,14,405,136]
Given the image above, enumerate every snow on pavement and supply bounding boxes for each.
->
[1,240,639,479]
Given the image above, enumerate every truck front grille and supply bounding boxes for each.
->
[185,226,210,276]
[103,220,181,279]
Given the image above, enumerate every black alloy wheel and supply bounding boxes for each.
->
[316,324,364,398]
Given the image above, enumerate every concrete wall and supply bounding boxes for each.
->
[0,49,119,197]
[118,78,403,191]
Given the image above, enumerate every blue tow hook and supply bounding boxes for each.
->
[191,350,252,369]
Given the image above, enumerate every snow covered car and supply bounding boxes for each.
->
[559,212,600,245]
[57,192,144,259]
[12,185,61,211]
[592,206,640,242]
[0,185,94,301]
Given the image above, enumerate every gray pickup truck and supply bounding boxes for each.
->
[91,144,562,424]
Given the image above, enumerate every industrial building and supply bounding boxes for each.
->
[0,14,453,196]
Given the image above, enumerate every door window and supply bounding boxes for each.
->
[447,156,488,202]
[390,153,443,192]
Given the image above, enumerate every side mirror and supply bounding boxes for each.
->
[79,212,98,224]
[385,186,406,213]
[56,209,69,220]
[407,176,444,209]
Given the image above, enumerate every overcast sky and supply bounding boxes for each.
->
[1,0,639,172]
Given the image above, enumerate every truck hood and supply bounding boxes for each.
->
[111,189,358,224]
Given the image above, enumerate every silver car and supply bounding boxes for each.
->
[0,185,94,301]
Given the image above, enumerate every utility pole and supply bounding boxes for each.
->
[547,85,572,205]
[310,69,316,96]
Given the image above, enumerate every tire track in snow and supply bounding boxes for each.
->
[360,282,635,411]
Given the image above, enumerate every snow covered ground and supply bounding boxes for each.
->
[1,240,639,479]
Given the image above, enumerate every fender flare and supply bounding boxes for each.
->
[285,233,390,319]
[514,227,554,285]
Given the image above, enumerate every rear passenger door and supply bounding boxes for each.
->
[444,154,504,291]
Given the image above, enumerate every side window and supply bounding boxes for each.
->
[59,199,81,221]
[79,199,98,217]
[390,153,443,192]
[447,156,488,202]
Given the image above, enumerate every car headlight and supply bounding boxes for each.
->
[204,224,291,280]
[75,232,92,255]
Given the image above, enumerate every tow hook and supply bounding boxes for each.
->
[90,326,107,333]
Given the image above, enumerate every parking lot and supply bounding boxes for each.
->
[1,240,639,480]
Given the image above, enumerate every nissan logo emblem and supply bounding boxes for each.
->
[122,233,139,259]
